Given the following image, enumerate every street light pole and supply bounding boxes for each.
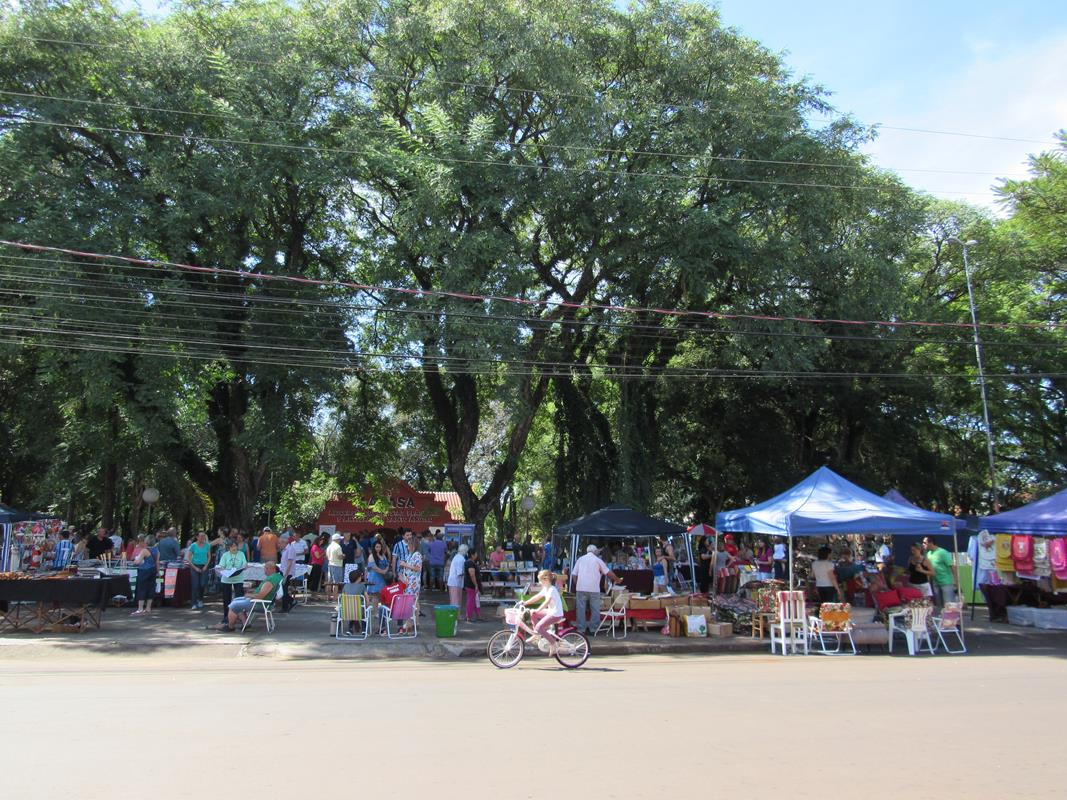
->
[949,236,1000,513]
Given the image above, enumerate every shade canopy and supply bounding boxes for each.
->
[979,487,1067,536]
[882,488,917,508]
[0,503,44,525]
[554,505,686,539]
[716,467,956,537]
[687,523,716,537]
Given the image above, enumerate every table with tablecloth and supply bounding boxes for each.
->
[0,575,131,633]
[564,606,667,633]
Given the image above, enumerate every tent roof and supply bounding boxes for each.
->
[883,488,918,508]
[979,487,1067,536]
[554,505,686,539]
[0,503,44,525]
[715,467,956,537]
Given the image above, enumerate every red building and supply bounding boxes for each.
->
[317,480,458,535]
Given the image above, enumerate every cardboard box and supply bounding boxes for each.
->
[659,595,688,608]
[687,594,711,608]
[629,596,661,610]
[707,622,733,637]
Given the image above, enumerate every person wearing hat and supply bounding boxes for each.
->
[571,544,622,635]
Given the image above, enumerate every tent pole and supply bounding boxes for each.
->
[685,533,696,594]
[1,523,9,572]
[953,528,961,607]
[970,533,979,623]
[788,532,794,593]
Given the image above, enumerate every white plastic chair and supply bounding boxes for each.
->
[901,603,935,655]
[932,602,966,654]
[334,593,370,640]
[595,592,629,639]
[770,591,809,655]
[378,592,418,638]
[241,582,283,634]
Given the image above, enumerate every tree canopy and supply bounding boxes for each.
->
[1,0,1064,541]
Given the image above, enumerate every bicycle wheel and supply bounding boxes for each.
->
[487,629,525,669]
[553,631,590,668]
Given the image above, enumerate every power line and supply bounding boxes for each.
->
[8,33,1060,147]
[4,240,1063,333]
[0,89,1030,179]
[5,116,958,195]
[1,265,1060,354]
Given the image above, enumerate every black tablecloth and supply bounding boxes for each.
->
[0,575,131,607]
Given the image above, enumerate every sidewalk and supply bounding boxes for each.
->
[1,593,1064,661]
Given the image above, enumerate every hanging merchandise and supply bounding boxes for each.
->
[1011,535,1034,573]
[1031,539,1051,578]
[1049,538,1067,580]
[995,534,1014,573]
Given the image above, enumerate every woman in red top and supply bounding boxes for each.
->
[309,534,327,594]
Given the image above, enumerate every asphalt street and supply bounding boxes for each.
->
[2,650,1063,799]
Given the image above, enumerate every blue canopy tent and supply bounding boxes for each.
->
[716,467,956,591]
[979,487,1067,536]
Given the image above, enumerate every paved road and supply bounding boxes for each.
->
[2,650,1064,799]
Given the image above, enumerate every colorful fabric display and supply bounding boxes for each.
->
[1049,538,1067,580]
[1012,535,1035,573]
[995,534,1015,573]
[1031,539,1051,577]
[819,603,851,631]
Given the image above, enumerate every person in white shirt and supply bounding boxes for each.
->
[280,535,309,611]
[570,545,622,635]
[447,544,468,617]
[874,538,892,565]
[523,570,567,656]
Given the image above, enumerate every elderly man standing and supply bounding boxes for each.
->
[571,544,622,635]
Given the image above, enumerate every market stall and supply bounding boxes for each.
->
[716,467,956,595]
[0,572,131,633]
[977,487,1067,627]
[552,504,692,593]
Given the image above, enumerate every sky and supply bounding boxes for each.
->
[712,0,1067,211]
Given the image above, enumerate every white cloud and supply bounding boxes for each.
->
[862,33,1067,213]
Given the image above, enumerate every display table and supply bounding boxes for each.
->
[564,606,666,633]
[0,575,131,633]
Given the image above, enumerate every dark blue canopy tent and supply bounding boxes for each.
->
[552,505,692,591]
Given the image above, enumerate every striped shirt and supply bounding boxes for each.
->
[52,539,74,569]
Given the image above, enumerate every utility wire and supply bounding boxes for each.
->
[3,240,1061,333]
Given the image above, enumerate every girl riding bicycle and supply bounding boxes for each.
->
[523,569,565,656]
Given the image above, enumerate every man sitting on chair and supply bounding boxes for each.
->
[217,561,282,632]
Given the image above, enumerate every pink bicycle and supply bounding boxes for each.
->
[487,600,590,669]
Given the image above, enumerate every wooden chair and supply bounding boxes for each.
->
[751,586,779,638]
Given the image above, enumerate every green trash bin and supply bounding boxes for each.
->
[434,604,459,637]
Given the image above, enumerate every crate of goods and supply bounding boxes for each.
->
[1006,606,1035,626]
[1031,607,1067,630]
[659,595,688,609]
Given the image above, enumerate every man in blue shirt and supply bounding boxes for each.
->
[52,530,74,569]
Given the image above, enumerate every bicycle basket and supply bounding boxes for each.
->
[504,607,524,625]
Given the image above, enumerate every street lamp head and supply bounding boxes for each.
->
[947,236,979,247]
